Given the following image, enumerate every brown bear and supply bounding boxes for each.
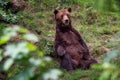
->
[54,8,97,72]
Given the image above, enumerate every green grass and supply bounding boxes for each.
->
[60,69,101,80]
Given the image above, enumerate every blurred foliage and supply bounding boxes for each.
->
[94,0,120,12]
[0,26,62,80]
[92,0,120,80]
[92,33,120,80]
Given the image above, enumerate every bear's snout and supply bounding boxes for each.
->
[65,19,69,23]
[63,15,70,26]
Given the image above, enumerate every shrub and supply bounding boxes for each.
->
[0,0,19,23]
[0,25,62,80]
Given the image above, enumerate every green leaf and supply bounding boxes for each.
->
[26,43,37,51]
[29,58,42,66]
[23,33,39,42]
[4,42,29,59]
[38,51,44,57]
[3,58,14,71]
[0,38,9,45]
[43,69,62,80]
[44,57,52,62]
[19,28,29,33]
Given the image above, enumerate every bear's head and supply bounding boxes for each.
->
[54,8,72,27]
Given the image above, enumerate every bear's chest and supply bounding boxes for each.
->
[61,31,79,45]
[60,31,85,59]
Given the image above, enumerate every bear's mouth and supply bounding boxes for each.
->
[63,20,70,26]
[64,23,69,26]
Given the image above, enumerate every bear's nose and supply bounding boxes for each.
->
[65,19,69,23]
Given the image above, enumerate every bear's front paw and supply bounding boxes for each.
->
[57,46,66,56]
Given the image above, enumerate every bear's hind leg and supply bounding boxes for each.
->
[79,59,97,69]
[60,53,74,73]
[71,59,79,69]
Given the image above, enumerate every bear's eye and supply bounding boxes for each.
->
[67,14,70,17]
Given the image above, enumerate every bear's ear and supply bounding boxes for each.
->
[54,9,59,15]
[68,8,72,13]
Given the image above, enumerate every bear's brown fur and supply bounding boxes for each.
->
[54,8,97,72]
